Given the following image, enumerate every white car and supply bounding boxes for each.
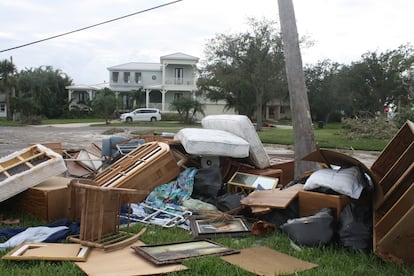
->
[120,108,161,122]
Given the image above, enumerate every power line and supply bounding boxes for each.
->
[0,0,183,53]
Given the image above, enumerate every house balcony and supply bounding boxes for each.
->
[163,77,197,91]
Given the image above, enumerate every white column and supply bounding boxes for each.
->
[161,89,167,111]
[145,89,151,108]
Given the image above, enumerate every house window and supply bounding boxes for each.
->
[280,105,286,114]
[112,72,119,83]
[175,68,183,84]
[174,92,183,100]
[124,72,130,83]
[135,72,142,84]
[0,103,5,113]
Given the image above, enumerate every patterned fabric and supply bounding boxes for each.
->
[145,167,198,210]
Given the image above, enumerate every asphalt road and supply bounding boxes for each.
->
[0,124,138,158]
[0,123,380,166]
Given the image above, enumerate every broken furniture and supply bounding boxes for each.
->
[240,183,303,214]
[5,176,71,222]
[93,141,180,202]
[68,179,146,251]
[298,190,351,221]
[370,120,414,265]
[0,144,67,203]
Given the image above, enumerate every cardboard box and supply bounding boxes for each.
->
[298,190,351,220]
[8,176,71,221]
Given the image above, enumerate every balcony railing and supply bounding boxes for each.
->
[164,77,195,86]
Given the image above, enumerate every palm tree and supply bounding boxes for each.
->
[0,59,17,120]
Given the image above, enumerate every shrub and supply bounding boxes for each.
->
[341,117,398,140]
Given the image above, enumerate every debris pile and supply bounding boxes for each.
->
[0,116,412,274]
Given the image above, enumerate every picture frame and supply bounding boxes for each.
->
[189,216,251,239]
[2,242,90,262]
[227,172,278,194]
[131,239,239,265]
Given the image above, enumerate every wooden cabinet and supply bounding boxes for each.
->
[370,120,414,265]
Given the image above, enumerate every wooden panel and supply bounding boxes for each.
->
[371,120,414,265]
[371,120,414,182]
[240,184,302,210]
[377,142,414,196]
[375,205,414,265]
[374,183,414,244]
[298,190,351,220]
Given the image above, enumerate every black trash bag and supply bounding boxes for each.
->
[280,208,336,247]
[216,192,243,212]
[338,203,373,253]
[192,167,223,205]
[256,198,299,228]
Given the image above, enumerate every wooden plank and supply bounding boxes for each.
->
[377,142,414,195]
[375,205,414,265]
[241,184,302,209]
[374,183,414,244]
[371,120,414,182]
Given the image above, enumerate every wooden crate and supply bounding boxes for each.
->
[370,120,414,265]
[5,176,71,221]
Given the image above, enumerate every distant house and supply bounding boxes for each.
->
[66,52,289,120]
[67,52,234,116]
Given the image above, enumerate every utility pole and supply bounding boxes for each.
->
[277,0,318,178]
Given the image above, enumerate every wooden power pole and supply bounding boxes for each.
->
[277,0,318,178]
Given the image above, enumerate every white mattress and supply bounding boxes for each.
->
[201,115,270,169]
[174,128,249,158]
[0,144,67,202]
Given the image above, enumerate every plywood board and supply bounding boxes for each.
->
[75,241,188,276]
[220,246,317,275]
[240,184,303,209]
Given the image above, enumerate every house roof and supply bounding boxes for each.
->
[160,52,199,61]
[107,62,161,71]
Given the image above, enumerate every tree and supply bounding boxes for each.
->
[198,17,288,130]
[305,60,351,122]
[0,58,17,120]
[16,66,73,119]
[347,44,414,116]
[91,88,118,124]
[170,96,205,124]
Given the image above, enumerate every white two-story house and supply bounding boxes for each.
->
[67,52,208,114]
[66,52,289,120]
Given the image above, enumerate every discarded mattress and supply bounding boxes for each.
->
[174,128,249,158]
[201,114,270,168]
[0,144,67,202]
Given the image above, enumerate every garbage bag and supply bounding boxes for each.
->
[216,192,243,212]
[192,167,223,205]
[338,203,372,253]
[280,208,335,246]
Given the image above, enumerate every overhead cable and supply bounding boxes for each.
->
[0,0,183,53]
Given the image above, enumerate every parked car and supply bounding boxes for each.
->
[120,108,161,122]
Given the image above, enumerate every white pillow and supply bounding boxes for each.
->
[303,166,365,199]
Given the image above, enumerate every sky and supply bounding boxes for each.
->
[1,0,413,85]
